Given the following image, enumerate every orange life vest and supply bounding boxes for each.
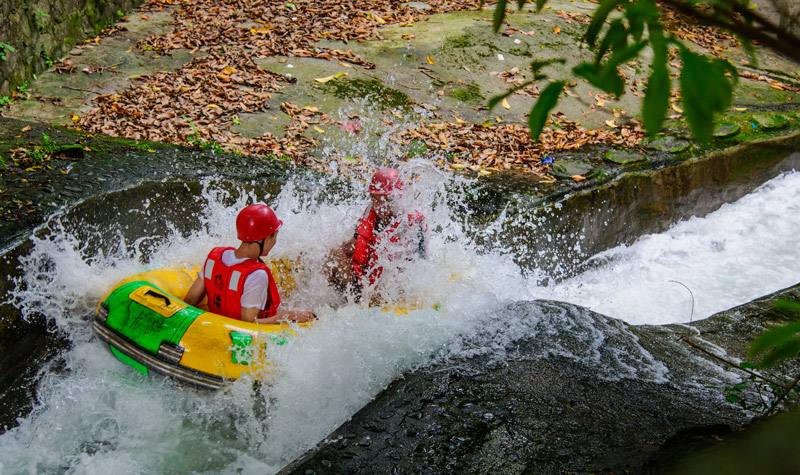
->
[351,207,426,284]
[203,246,281,320]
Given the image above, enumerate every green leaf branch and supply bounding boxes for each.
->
[491,0,800,142]
[0,42,16,62]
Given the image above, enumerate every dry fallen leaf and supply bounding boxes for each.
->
[426,55,435,65]
[314,72,348,83]
[553,25,561,34]
[671,103,684,113]
[501,98,511,110]
[571,175,586,182]
[250,26,272,35]
[605,119,618,128]
[366,11,386,24]
[20,126,32,132]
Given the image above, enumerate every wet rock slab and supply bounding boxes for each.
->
[283,285,800,473]
[0,116,295,248]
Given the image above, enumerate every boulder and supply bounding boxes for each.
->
[283,284,800,473]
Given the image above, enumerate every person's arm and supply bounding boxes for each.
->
[324,237,358,291]
[240,306,316,323]
[239,270,316,323]
[184,276,206,307]
[274,308,316,323]
[340,236,356,257]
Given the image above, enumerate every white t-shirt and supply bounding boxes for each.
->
[220,249,268,310]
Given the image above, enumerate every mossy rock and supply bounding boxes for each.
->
[713,122,741,138]
[447,83,483,103]
[603,149,646,165]
[753,113,789,130]
[552,159,594,178]
[647,136,690,153]
[318,78,411,110]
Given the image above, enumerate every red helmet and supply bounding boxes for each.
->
[368,168,404,195]
[236,204,283,242]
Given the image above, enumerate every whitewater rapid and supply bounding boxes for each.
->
[551,170,800,324]
[0,166,798,473]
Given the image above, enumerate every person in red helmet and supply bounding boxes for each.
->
[325,168,427,298]
[184,203,315,323]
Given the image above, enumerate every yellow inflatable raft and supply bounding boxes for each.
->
[94,261,310,390]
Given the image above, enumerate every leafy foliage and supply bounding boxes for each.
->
[0,42,15,62]
[491,0,746,142]
[748,299,800,369]
[187,134,225,154]
[528,81,565,139]
[678,48,737,142]
[34,9,49,31]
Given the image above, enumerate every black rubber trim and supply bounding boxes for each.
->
[93,317,226,390]
[157,342,184,365]
[98,303,109,322]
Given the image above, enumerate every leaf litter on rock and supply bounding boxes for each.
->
[396,114,645,177]
[75,0,483,170]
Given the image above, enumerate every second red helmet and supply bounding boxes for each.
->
[368,168,405,195]
[236,204,283,242]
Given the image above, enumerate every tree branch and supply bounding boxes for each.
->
[660,0,800,64]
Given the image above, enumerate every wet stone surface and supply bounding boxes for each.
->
[284,285,800,474]
[0,117,293,248]
[2,1,798,180]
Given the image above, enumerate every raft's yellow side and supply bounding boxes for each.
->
[102,263,310,381]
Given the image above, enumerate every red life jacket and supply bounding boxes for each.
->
[351,208,426,284]
[202,246,281,320]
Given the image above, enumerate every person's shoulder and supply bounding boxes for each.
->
[244,268,268,285]
[220,248,239,265]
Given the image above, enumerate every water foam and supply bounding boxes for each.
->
[550,171,800,324]
[0,163,536,472]
[1,165,798,472]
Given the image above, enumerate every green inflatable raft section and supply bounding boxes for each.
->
[103,281,203,355]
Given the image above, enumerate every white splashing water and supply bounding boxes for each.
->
[0,162,798,473]
[548,170,800,324]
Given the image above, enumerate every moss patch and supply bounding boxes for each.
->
[713,122,741,138]
[448,82,483,103]
[443,33,477,50]
[317,77,411,110]
[603,149,647,164]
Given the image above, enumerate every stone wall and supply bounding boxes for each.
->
[0,0,142,95]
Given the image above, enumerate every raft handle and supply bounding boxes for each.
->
[145,289,172,307]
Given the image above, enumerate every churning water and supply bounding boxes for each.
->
[551,170,800,324]
[1,161,798,473]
